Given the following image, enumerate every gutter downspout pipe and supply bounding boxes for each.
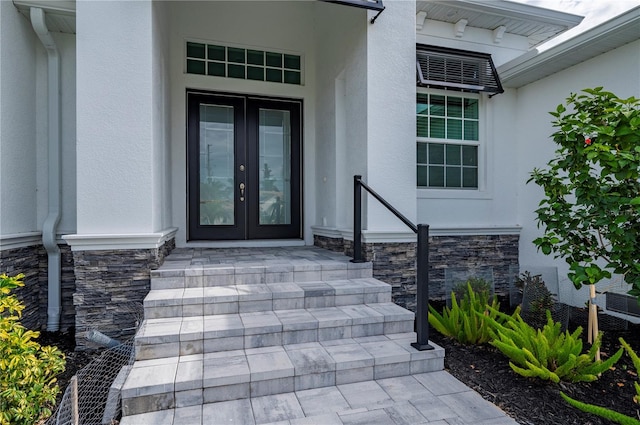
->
[31,7,62,332]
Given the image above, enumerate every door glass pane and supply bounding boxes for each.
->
[199,104,235,225]
[259,108,291,225]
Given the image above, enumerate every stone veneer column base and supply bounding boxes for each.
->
[72,238,175,350]
[0,243,76,332]
[314,233,519,312]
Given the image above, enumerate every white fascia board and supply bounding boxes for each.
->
[430,0,583,28]
[63,228,178,251]
[499,6,640,87]
[12,0,75,15]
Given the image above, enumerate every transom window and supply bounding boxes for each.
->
[417,92,479,189]
[186,41,302,85]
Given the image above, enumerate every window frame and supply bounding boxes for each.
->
[416,88,492,199]
[184,39,304,86]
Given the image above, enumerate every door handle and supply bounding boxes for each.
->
[240,183,245,201]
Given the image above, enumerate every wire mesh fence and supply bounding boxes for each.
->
[46,303,143,425]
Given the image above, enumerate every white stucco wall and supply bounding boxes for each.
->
[314,2,367,231]
[413,17,532,234]
[417,19,531,67]
[168,1,318,246]
[76,0,163,235]
[365,1,417,232]
[45,32,77,236]
[0,2,38,239]
[0,4,76,243]
[152,1,172,232]
[515,40,640,305]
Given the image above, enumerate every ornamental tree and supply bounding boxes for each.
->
[529,88,640,299]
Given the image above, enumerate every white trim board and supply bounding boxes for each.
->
[63,228,179,251]
[314,225,522,243]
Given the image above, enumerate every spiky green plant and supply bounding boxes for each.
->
[620,337,640,404]
[428,282,517,345]
[560,392,640,425]
[484,308,622,383]
[559,337,640,424]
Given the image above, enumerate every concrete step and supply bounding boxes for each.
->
[144,278,391,319]
[121,334,445,417]
[150,260,373,290]
[135,303,414,361]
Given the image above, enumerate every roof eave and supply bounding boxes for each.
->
[498,6,640,88]
[426,0,583,29]
[13,0,75,15]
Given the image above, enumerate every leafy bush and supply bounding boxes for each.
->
[559,337,640,425]
[529,88,640,297]
[0,273,66,425]
[429,282,516,345]
[484,308,622,383]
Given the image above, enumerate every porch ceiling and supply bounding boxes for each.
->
[416,0,583,47]
[13,0,76,34]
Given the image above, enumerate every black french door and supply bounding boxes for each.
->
[187,91,302,240]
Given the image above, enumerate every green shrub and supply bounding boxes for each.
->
[484,308,622,383]
[451,277,492,303]
[428,282,516,345]
[558,337,640,425]
[516,272,556,329]
[0,273,66,425]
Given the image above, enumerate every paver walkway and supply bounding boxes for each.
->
[121,370,517,424]
[119,247,517,425]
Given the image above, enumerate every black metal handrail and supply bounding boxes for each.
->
[352,175,433,351]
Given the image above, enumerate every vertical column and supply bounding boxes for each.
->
[76,0,155,235]
[71,1,175,349]
[365,1,417,232]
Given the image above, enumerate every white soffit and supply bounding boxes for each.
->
[499,6,640,88]
[13,0,76,34]
[416,0,583,47]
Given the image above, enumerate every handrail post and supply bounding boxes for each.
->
[352,175,364,263]
[412,224,433,351]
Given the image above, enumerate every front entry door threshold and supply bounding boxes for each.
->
[184,239,306,248]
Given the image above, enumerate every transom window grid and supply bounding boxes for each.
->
[186,42,302,85]
[417,92,480,189]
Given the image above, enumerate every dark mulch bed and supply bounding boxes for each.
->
[38,329,99,405]
[430,314,640,425]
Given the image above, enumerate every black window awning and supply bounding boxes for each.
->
[320,0,385,23]
[417,45,504,96]
[321,0,384,11]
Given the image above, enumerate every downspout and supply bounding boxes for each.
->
[30,7,62,331]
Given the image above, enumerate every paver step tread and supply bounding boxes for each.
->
[121,335,445,416]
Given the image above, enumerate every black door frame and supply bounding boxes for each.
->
[186,90,303,241]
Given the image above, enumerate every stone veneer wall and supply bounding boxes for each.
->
[72,238,175,350]
[0,244,76,331]
[314,234,519,312]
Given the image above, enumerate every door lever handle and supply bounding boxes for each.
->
[240,183,245,201]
